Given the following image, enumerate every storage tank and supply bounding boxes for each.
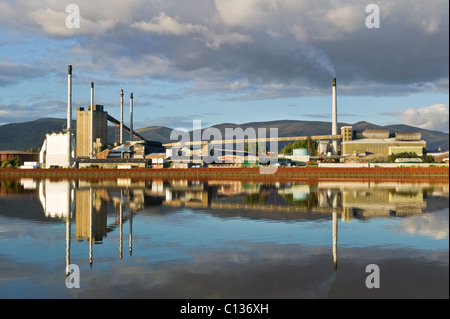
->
[395,132,421,141]
[361,129,390,139]
[293,148,309,156]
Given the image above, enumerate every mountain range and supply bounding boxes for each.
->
[0,118,448,152]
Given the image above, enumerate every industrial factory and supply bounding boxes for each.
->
[39,65,164,169]
[37,66,431,169]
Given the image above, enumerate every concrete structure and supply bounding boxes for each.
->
[129,92,134,142]
[318,141,329,155]
[331,78,338,155]
[67,65,73,167]
[40,132,76,168]
[341,126,352,142]
[120,89,124,144]
[90,82,94,158]
[340,127,426,156]
[76,105,108,158]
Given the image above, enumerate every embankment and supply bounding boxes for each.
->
[0,166,448,181]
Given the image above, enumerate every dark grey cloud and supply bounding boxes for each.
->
[0,63,47,87]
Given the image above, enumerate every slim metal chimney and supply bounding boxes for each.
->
[90,82,94,159]
[332,77,338,155]
[120,89,124,144]
[129,92,133,143]
[67,65,72,167]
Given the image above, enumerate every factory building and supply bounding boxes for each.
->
[340,127,426,156]
[76,105,108,158]
[40,132,76,168]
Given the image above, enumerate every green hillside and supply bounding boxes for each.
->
[1,118,448,152]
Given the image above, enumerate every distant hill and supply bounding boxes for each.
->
[136,119,449,152]
[1,118,448,152]
[0,118,70,151]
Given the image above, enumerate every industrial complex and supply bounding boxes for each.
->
[6,65,446,170]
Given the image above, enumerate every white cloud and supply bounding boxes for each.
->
[131,12,208,36]
[386,104,449,132]
[396,211,449,240]
[113,54,171,78]
[214,0,271,27]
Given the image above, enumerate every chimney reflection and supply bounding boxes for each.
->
[119,190,123,259]
[332,211,338,271]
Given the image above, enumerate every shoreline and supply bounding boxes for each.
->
[1,166,448,181]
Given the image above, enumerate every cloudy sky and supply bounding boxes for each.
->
[0,0,448,132]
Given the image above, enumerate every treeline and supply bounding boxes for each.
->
[0,156,20,168]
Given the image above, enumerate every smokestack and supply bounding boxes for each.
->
[67,65,72,131]
[332,77,338,155]
[67,65,72,167]
[90,82,94,159]
[129,92,133,143]
[120,89,124,144]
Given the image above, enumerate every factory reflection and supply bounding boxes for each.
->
[11,178,447,273]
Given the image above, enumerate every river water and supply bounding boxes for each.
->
[0,178,448,299]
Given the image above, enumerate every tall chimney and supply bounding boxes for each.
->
[90,82,94,159]
[332,77,338,155]
[67,65,72,167]
[129,92,133,143]
[120,89,124,144]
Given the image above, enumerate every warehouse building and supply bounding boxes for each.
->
[0,150,39,166]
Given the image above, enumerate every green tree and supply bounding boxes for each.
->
[0,156,20,168]
[421,154,435,163]
[244,142,267,154]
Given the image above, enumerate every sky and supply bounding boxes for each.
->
[0,0,448,133]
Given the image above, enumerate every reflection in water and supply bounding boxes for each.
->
[0,178,447,298]
[27,178,448,276]
[37,180,140,274]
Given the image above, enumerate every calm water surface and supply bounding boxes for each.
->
[0,178,448,299]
